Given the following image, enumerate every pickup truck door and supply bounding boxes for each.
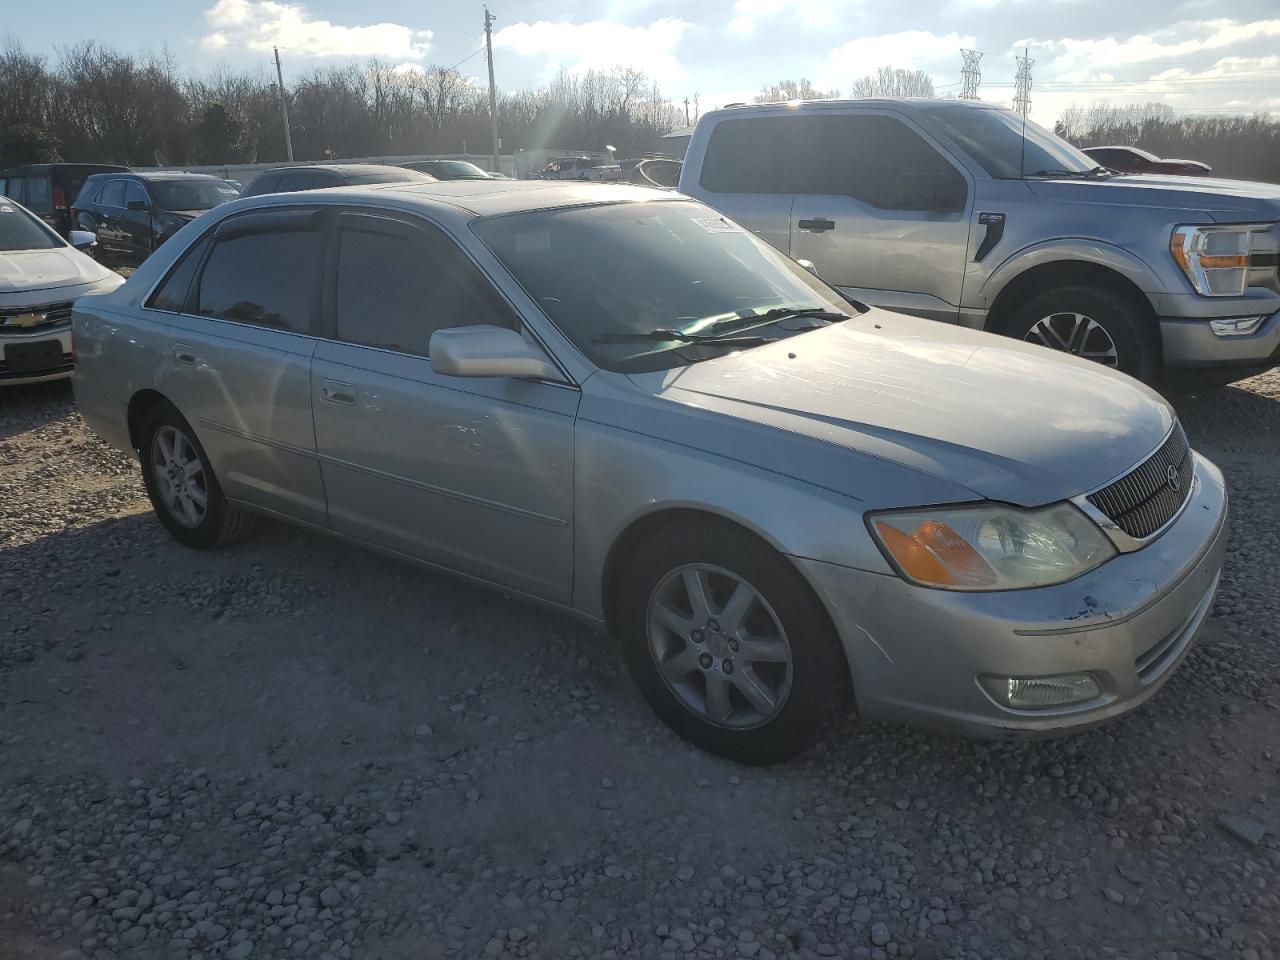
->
[787,112,973,324]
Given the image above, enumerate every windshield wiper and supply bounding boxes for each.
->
[592,329,772,347]
[706,307,852,336]
[1028,166,1113,179]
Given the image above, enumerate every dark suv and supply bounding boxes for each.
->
[0,163,129,237]
[240,164,431,198]
[72,171,240,267]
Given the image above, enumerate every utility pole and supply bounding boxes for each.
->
[1013,47,1034,118]
[484,7,500,174]
[683,97,690,126]
[960,49,983,100]
[273,46,294,162]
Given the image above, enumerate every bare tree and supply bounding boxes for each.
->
[753,79,840,103]
[850,67,935,99]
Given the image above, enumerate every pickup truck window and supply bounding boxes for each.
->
[195,227,321,333]
[700,114,965,210]
[918,104,1096,179]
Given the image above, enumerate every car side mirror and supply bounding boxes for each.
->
[126,199,150,212]
[796,259,820,278]
[430,326,560,380]
[69,230,97,251]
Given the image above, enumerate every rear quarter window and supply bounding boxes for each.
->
[24,176,52,213]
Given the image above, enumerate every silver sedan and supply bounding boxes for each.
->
[71,182,1228,763]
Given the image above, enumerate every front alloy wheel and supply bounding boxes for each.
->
[1023,312,1119,367]
[647,564,794,729]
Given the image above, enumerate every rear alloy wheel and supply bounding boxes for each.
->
[138,403,255,549]
[1004,285,1159,382]
[618,524,848,765]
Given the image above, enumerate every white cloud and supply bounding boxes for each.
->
[493,18,691,82]
[199,0,433,60]
[817,30,975,90]
[1024,18,1280,71]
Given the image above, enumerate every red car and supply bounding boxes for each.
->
[1083,145,1212,176]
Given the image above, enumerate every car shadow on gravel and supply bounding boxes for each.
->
[0,381,76,442]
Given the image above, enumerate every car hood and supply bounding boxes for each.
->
[0,246,114,294]
[1028,174,1280,220]
[625,311,1175,507]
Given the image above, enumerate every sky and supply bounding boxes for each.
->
[6,0,1280,127]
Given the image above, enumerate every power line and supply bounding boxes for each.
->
[447,47,484,72]
[960,49,983,100]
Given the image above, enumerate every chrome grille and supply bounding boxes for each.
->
[1087,424,1193,540]
[0,301,74,331]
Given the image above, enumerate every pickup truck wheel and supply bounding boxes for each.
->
[138,404,255,549]
[617,524,848,765]
[1005,286,1159,382]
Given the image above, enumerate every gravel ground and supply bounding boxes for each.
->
[1,372,1278,960]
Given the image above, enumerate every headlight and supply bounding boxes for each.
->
[1170,224,1266,297]
[868,502,1116,591]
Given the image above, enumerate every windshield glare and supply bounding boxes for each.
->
[474,201,855,372]
[920,105,1097,179]
[0,202,61,251]
[151,180,240,211]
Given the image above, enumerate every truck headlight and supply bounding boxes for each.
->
[868,502,1116,591]
[1170,224,1265,297]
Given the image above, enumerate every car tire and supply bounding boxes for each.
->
[617,523,849,765]
[1004,285,1159,382]
[138,403,255,549]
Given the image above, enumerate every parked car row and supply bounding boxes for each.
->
[534,156,624,182]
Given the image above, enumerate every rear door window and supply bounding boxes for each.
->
[332,212,514,356]
[194,217,321,333]
[98,180,127,208]
[699,116,798,193]
[24,176,52,213]
[124,181,149,209]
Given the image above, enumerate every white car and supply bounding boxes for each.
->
[541,157,623,182]
[0,199,123,385]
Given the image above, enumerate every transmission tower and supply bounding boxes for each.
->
[960,49,983,100]
[1013,48,1034,117]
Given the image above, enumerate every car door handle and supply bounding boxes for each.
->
[797,218,836,233]
[172,343,197,364]
[321,379,357,405]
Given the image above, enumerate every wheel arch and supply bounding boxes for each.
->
[983,259,1160,342]
[126,388,174,451]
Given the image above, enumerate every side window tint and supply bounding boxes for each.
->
[124,182,148,207]
[99,180,126,208]
[25,176,52,213]
[797,115,966,211]
[334,216,513,356]
[195,227,321,332]
[699,117,798,193]
[147,235,211,312]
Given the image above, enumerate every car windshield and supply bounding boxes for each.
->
[428,161,489,179]
[0,201,61,251]
[919,104,1098,179]
[473,201,856,373]
[150,180,240,211]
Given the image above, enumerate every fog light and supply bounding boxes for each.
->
[979,673,1101,709]
[1209,316,1265,337]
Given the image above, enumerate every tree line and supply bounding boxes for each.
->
[754,68,936,104]
[0,40,685,167]
[1055,101,1280,183]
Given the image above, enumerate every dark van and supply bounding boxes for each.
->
[0,163,129,237]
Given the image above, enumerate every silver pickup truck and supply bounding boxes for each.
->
[679,98,1280,384]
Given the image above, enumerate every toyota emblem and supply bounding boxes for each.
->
[1166,464,1180,491]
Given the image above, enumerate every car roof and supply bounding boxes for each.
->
[229,179,680,222]
[700,97,1001,121]
[255,163,417,177]
[135,171,232,182]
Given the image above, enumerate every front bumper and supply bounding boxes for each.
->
[0,325,74,386]
[1160,308,1280,371]
[797,452,1229,737]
